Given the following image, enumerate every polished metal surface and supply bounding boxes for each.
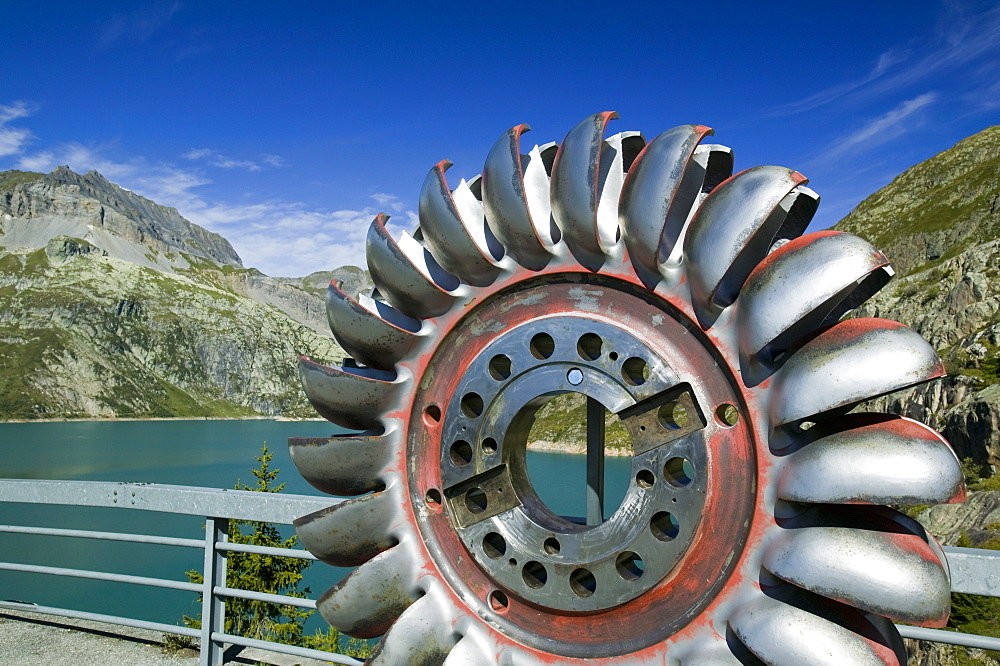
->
[737,230,892,381]
[294,112,965,664]
[418,160,503,287]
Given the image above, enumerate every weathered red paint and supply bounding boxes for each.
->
[403,274,760,657]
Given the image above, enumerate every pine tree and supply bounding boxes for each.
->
[183,442,372,657]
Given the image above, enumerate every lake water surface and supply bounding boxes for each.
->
[0,419,630,631]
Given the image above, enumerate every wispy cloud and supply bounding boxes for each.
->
[808,92,938,166]
[775,4,1000,115]
[370,192,405,212]
[0,100,34,158]
[184,202,417,276]
[769,50,906,117]
[98,1,180,49]
[183,148,283,172]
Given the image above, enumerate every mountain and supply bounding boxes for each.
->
[835,126,1000,475]
[0,167,349,419]
[833,128,1000,665]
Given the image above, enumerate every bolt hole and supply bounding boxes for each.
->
[569,568,597,597]
[489,590,509,613]
[489,354,512,380]
[461,392,484,418]
[544,537,561,555]
[616,551,645,581]
[450,440,473,466]
[622,357,650,386]
[636,469,655,488]
[577,333,603,361]
[508,558,517,566]
[567,368,584,385]
[483,532,506,559]
[522,561,548,589]
[530,333,555,360]
[465,487,488,514]
[423,404,441,424]
[482,437,498,455]
[651,511,680,541]
[424,488,441,507]
[715,403,739,427]
[609,351,619,361]
[664,457,695,487]
[658,401,689,430]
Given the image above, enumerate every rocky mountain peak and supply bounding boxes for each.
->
[0,165,242,270]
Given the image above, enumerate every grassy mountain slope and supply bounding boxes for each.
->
[0,168,345,420]
[835,126,1000,473]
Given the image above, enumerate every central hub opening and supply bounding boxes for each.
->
[412,279,758,649]
[524,391,631,525]
[433,314,715,613]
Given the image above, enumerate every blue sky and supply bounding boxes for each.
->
[2,1,998,277]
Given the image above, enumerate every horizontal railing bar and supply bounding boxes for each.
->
[212,631,362,666]
[0,562,201,592]
[0,601,200,639]
[0,480,335,523]
[0,524,202,548]
[942,546,1000,598]
[213,585,317,609]
[897,624,1000,651]
[217,542,318,560]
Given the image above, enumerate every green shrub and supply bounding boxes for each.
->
[183,443,372,658]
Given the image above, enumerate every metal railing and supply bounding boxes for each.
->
[2,479,1000,662]
[0,479,357,666]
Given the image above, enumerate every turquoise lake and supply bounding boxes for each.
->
[0,419,631,631]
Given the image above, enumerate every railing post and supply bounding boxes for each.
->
[200,516,228,666]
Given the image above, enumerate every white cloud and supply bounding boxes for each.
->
[182,148,213,160]
[180,200,417,276]
[183,147,281,172]
[0,101,32,124]
[810,92,938,165]
[0,100,34,158]
[0,127,32,158]
[370,192,405,212]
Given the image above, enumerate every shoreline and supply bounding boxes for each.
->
[527,440,633,457]
[0,416,327,424]
[0,419,612,456]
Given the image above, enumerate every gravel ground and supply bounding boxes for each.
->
[0,610,335,665]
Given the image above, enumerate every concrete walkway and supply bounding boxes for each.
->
[0,610,334,666]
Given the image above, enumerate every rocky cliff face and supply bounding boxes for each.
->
[0,167,347,419]
[836,126,1000,474]
[834,129,1000,666]
[1,167,242,269]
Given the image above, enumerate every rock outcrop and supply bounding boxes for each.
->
[837,126,1000,474]
[1,167,241,270]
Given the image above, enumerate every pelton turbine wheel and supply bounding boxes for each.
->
[289,113,966,665]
